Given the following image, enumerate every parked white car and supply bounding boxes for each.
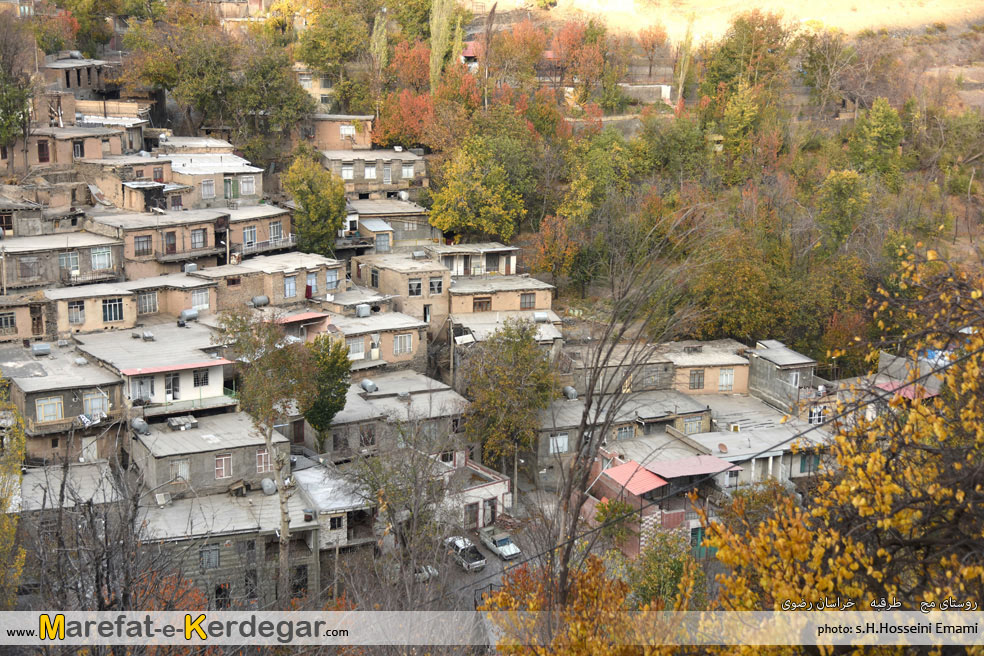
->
[478,527,521,560]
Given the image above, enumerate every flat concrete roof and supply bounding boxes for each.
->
[158,136,234,150]
[656,339,749,368]
[356,254,448,274]
[451,310,562,342]
[426,242,516,255]
[236,252,343,274]
[334,371,466,425]
[750,340,816,368]
[0,345,120,392]
[349,199,427,216]
[324,286,392,307]
[689,424,828,462]
[331,311,426,336]
[81,155,171,166]
[136,412,287,458]
[77,115,148,128]
[358,218,393,233]
[34,126,123,139]
[540,389,707,432]
[603,436,704,471]
[44,283,133,300]
[74,322,225,374]
[17,461,119,512]
[88,209,227,230]
[295,465,370,513]
[702,394,794,431]
[118,273,215,291]
[225,204,289,222]
[139,489,317,542]
[0,231,121,253]
[450,275,554,294]
[321,148,421,161]
[188,264,257,279]
[167,154,262,175]
[46,57,112,68]
[310,113,374,121]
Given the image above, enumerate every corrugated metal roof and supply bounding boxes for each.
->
[644,454,740,479]
[602,460,667,496]
[358,218,393,233]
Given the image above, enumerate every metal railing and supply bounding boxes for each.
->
[24,408,123,434]
[59,269,122,285]
[154,245,224,263]
[240,233,296,255]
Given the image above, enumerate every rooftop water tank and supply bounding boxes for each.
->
[360,379,377,393]
[533,311,549,323]
[563,386,578,400]
[260,478,277,496]
[355,304,371,318]
[130,418,151,435]
[179,309,199,322]
[183,263,198,273]
[31,343,51,357]
[251,295,270,308]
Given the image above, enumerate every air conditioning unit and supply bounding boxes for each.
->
[155,492,172,508]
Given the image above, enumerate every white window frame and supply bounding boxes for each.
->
[383,164,391,184]
[137,291,158,315]
[402,163,414,179]
[190,228,207,250]
[408,278,422,297]
[191,289,209,311]
[240,175,255,196]
[214,453,232,480]
[364,163,376,179]
[58,251,79,271]
[394,333,412,355]
[429,277,443,295]
[346,337,365,360]
[90,247,112,271]
[256,448,272,474]
[36,396,64,423]
[548,432,569,455]
[790,371,801,388]
[83,392,107,417]
[683,416,702,435]
[306,272,317,294]
[325,268,338,290]
[339,124,356,138]
[616,425,633,441]
[809,406,828,426]
[242,225,257,247]
[299,73,312,89]
[284,275,297,298]
[67,300,85,325]
[101,297,124,323]
[719,368,734,392]
[341,163,353,180]
[269,221,283,242]
[201,179,215,199]
[170,459,190,482]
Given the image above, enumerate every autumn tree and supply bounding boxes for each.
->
[390,39,431,93]
[296,0,369,84]
[0,395,25,609]
[215,309,317,609]
[848,96,904,190]
[393,0,431,41]
[461,319,556,504]
[629,528,706,610]
[373,89,434,148]
[638,22,667,79]
[594,497,636,548]
[529,214,577,285]
[282,148,347,256]
[633,113,708,185]
[702,10,794,99]
[816,169,870,255]
[428,0,455,92]
[799,27,857,116]
[31,2,79,53]
[487,19,548,93]
[304,334,351,447]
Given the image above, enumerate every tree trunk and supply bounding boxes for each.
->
[269,422,292,609]
[513,449,519,511]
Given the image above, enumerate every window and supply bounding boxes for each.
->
[190,228,207,249]
[240,176,255,195]
[332,432,347,452]
[102,298,124,323]
[370,269,378,288]
[306,272,317,294]
[394,333,412,355]
[383,165,391,184]
[429,277,443,295]
[243,225,256,247]
[689,369,705,390]
[214,583,230,609]
[408,278,422,296]
[73,140,84,158]
[0,312,14,333]
[199,545,220,569]
[170,195,183,209]
[0,211,10,232]
[201,179,215,199]
[170,459,189,482]
[789,371,801,388]
[37,140,49,163]
[36,397,63,423]
[473,296,492,312]
[325,268,338,290]
[402,163,414,179]
[339,123,356,138]
[549,432,569,454]
[133,235,152,256]
[238,539,256,563]
[809,406,828,426]
[224,178,238,199]
[214,453,231,479]
[133,169,144,179]
[244,570,258,601]
[83,392,107,417]
[256,448,272,473]
[346,337,364,360]
[329,516,343,530]
[269,221,283,241]
[153,167,164,182]
[291,565,308,597]
[320,94,331,105]
[359,425,376,447]
[520,293,535,310]
[284,275,297,298]
[131,376,154,399]
[60,252,81,271]
[440,450,454,464]
[137,291,158,315]
[66,300,85,325]
[364,163,376,179]
[320,74,331,88]
[727,469,739,486]
[101,138,110,155]
[193,368,209,387]
[800,453,821,474]
[683,416,703,435]
[163,231,176,254]
[616,425,633,441]
[227,277,241,287]
[18,257,39,280]
[299,73,312,89]
[719,368,734,392]
[191,289,209,310]
[423,304,431,323]
[341,163,353,180]
[91,247,112,270]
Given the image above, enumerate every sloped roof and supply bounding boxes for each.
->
[644,454,740,479]
[602,460,668,496]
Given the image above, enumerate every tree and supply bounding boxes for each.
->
[393,0,431,41]
[638,23,667,79]
[214,309,317,608]
[633,114,708,185]
[429,138,526,241]
[428,0,454,92]
[594,498,636,548]
[529,214,577,284]
[848,96,904,190]
[390,39,430,93]
[0,14,33,175]
[296,1,368,84]
[282,148,347,257]
[799,27,857,116]
[487,19,547,93]
[816,169,870,254]
[701,10,793,99]
[304,334,351,444]
[629,528,706,610]
[31,3,79,54]
[0,395,25,610]
[373,89,434,148]
[461,319,555,504]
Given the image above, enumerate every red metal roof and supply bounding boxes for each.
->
[120,359,232,376]
[602,461,667,496]
[875,380,938,400]
[274,312,329,324]
[644,454,740,479]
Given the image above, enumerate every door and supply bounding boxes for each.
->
[292,419,305,444]
[165,373,180,401]
[224,178,239,199]
[81,436,98,462]
[483,499,496,527]
[30,305,43,336]
[164,231,176,254]
[464,502,479,530]
[486,253,499,274]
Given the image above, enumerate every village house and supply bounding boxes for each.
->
[449,275,554,314]
[558,343,675,396]
[318,285,395,316]
[294,462,377,552]
[44,283,138,337]
[0,343,124,463]
[85,209,226,278]
[294,113,374,151]
[73,321,236,419]
[346,199,439,252]
[320,148,427,200]
[0,293,51,343]
[42,53,121,100]
[2,126,127,175]
[330,311,429,376]
[231,252,346,305]
[435,449,513,530]
[350,254,451,334]
[0,197,45,237]
[187,263,268,312]
[425,242,520,277]
[656,339,750,396]
[166,153,264,210]
[118,273,219,319]
[747,339,832,413]
[225,205,294,258]
[0,232,124,290]
[77,156,188,211]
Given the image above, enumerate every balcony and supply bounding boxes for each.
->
[138,394,238,418]
[25,409,123,435]
[59,269,122,285]
[154,246,225,263]
[239,233,297,256]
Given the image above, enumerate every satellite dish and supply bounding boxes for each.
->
[718,443,728,454]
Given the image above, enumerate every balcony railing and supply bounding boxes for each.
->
[154,246,225,263]
[25,409,123,434]
[239,233,297,256]
[59,269,122,285]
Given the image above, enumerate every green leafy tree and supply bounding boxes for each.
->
[428,0,454,92]
[558,128,633,228]
[633,114,707,184]
[629,528,706,610]
[594,498,636,548]
[0,14,34,175]
[304,335,351,446]
[817,169,870,254]
[461,319,555,504]
[799,27,857,116]
[848,97,904,190]
[282,149,347,256]
[393,0,431,41]
[429,138,526,241]
[0,393,25,609]
[296,1,368,83]
[701,10,793,99]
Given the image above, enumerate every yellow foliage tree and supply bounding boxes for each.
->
[0,394,25,610]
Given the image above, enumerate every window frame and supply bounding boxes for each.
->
[67,300,85,324]
[269,221,283,242]
[548,432,569,455]
[0,312,15,331]
[239,175,255,196]
[193,368,209,388]
[101,297,124,323]
[683,415,703,435]
[190,228,207,250]
[346,336,365,360]
[340,163,354,180]
[137,291,158,315]
[133,235,153,257]
[718,367,734,392]
[191,289,209,311]
[199,545,220,569]
[394,333,413,355]
[58,251,80,271]
[429,277,443,295]
[83,391,108,417]
[473,296,492,312]
[242,225,257,247]
[283,275,297,298]
[36,396,64,423]
[306,271,317,293]
[688,368,705,390]
[402,163,414,179]
[200,179,215,199]
[364,163,376,179]
[214,453,232,480]
[408,278,422,297]
[90,246,113,271]
[520,292,535,310]
[256,448,272,474]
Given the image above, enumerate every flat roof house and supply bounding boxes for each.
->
[225,205,294,258]
[320,148,428,200]
[0,232,124,290]
[425,242,520,277]
[350,254,450,335]
[449,275,554,315]
[167,153,264,210]
[330,311,428,376]
[656,339,750,396]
